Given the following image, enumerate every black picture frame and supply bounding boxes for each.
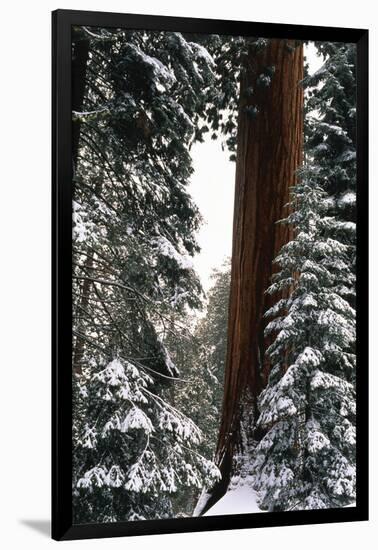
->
[52,9,369,541]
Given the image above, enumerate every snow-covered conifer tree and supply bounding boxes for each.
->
[74,357,219,522]
[252,164,356,511]
[72,27,220,523]
[304,42,356,294]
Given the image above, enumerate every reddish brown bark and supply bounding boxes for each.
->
[203,40,303,511]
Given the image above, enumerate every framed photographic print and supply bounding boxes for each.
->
[52,9,368,541]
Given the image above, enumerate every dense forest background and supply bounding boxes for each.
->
[72,27,356,523]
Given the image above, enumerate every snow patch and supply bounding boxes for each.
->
[204,480,264,516]
[338,191,356,207]
[153,235,194,270]
[189,42,215,66]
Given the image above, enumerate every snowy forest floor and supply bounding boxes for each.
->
[199,438,357,516]
[203,474,264,516]
[201,439,265,516]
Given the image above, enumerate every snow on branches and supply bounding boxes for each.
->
[253,156,356,511]
[74,357,220,520]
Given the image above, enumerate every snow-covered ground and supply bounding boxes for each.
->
[202,476,355,516]
[198,429,266,516]
[204,477,264,516]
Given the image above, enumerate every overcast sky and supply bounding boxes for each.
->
[188,42,324,293]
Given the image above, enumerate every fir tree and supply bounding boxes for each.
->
[252,164,356,511]
[304,42,356,290]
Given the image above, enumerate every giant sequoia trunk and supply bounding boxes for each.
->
[202,39,303,513]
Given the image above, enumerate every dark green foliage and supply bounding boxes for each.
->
[303,43,356,229]
[72,27,220,524]
[199,35,263,154]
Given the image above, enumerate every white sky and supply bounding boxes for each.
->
[189,137,235,292]
[188,43,323,293]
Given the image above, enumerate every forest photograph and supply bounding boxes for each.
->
[71,25,357,524]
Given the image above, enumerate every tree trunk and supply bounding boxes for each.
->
[202,39,303,513]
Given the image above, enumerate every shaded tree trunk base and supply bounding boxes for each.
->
[197,391,258,516]
[196,448,233,516]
